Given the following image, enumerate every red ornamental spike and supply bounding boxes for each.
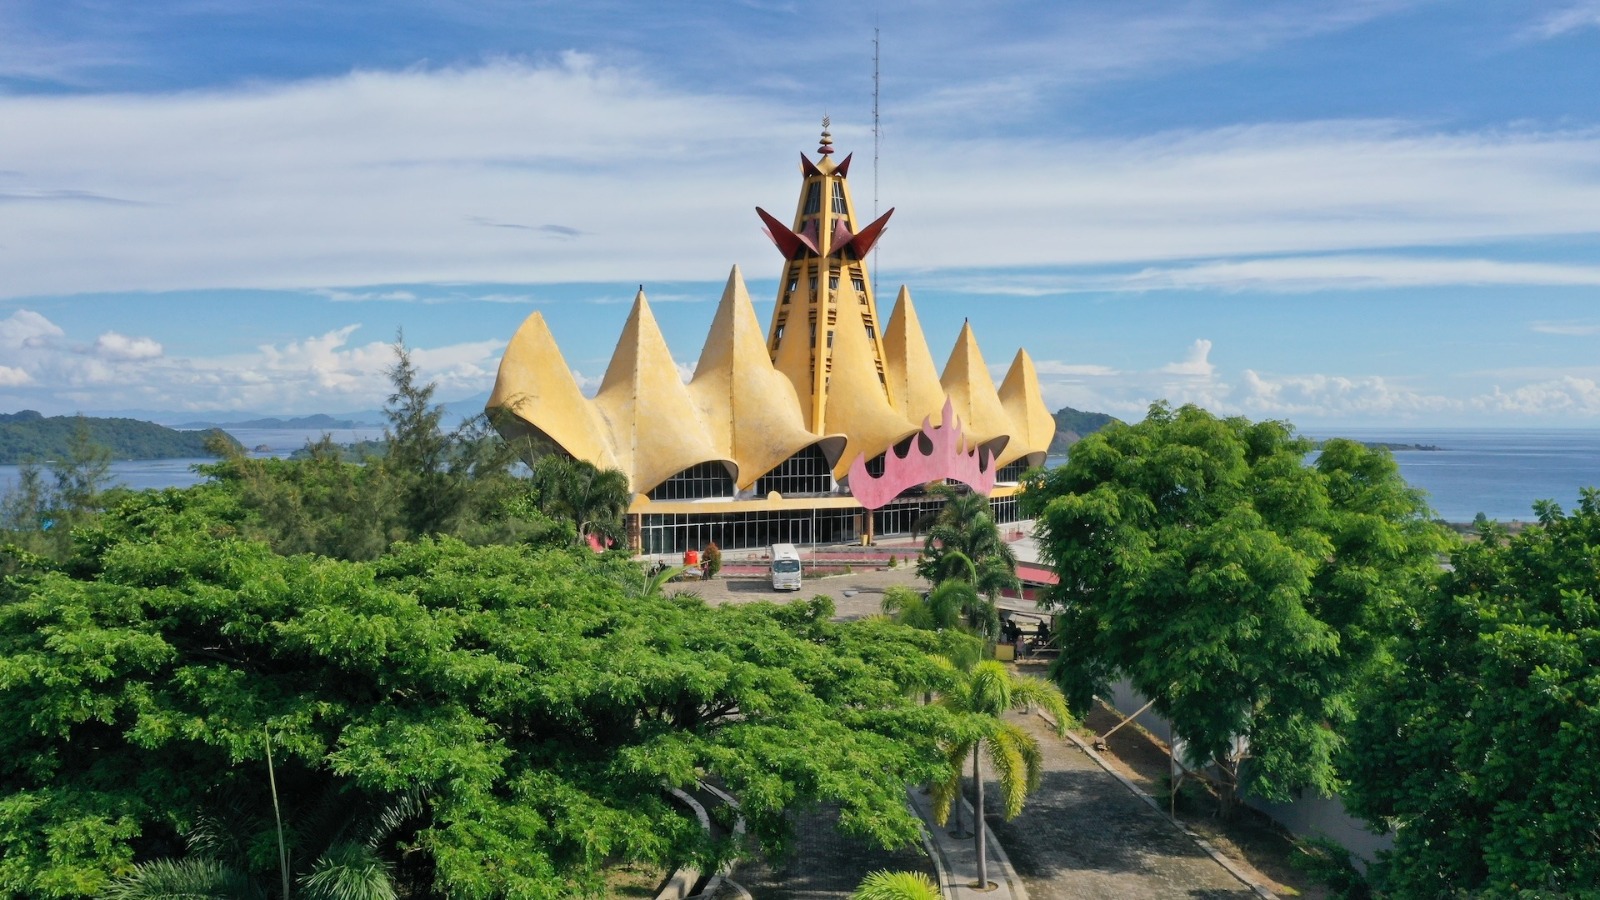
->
[833,208,893,258]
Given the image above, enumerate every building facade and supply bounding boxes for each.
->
[487,124,1055,554]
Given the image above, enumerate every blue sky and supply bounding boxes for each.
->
[3,1,1600,428]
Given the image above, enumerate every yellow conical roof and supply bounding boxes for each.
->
[996,348,1056,468]
[690,266,844,490]
[486,311,620,470]
[823,279,920,478]
[593,289,729,493]
[940,320,1012,459]
[882,285,948,424]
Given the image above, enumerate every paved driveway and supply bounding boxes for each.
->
[984,711,1258,900]
[669,566,930,621]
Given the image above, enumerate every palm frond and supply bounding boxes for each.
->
[926,580,975,632]
[185,792,260,868]
[102,857,262,900]
[638,564,688,598]
[967,660,1014,717]
[1016,726,1045,794]
[299,841,397,900]
[984,725,1034,820]
[1006,674,1074,735]
[356,789,427,849]
[851,869,942,900]
[927,740,972,826]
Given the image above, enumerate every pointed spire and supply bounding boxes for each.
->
[818,116,834,155]
[882,285,947,423]
[823,279,918,479]
[486,311,620,471]
[690,267,842,488]
[593,288,728,493]
[997,347,1056,468]
[940,320,1013,457]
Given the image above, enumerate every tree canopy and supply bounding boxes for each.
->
[1022,402,1450,805]
[0,489,957,899]
[1342,492,1600,896]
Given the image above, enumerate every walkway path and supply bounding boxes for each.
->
[982,710,1263,900]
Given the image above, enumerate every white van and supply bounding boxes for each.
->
[770,543,802,591]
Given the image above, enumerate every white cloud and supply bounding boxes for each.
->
[0,312,503,414]
[0,56,791,299]
[1160,339,1215,377]
[889,0,1426,122]
[571,369,601,396]
[1240,370,1456,418]
[889,121,1600,277]
[93,331,163,361]
[1472,376,1600,416]
[1033,361,1120,377]
[314,288,420,303]
[0,309,65,348]
[3,59,1600,300]
[1530,321,1600,336]
[939,256,1600,296]
[1524,1,1600,39]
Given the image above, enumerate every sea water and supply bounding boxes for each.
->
[1310,428,1600,523]
[0,427,387,495]
[3,426,1598,524]
[1037,428,1600,523]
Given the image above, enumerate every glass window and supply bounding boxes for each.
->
[804,182,822,215]
[646,461,735,501]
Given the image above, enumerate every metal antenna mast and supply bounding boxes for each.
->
[872,27,881,276]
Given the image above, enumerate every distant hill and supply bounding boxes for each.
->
[1049,406,1121,454]
[288,439,389,462]
[0,411,242,465]
[175,413,379,430]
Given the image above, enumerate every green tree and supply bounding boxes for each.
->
[0,420,118,560]
[201,438,406,561]
[0,489,955,898]
[197,352,570,560]
[382,335,460,537]
[0,460,52,557]
[931,659,1071,889]
[529,455,632,548]
[1342,493,1600,897]
[881,585,959,633]
[881,581,995,639]
[1022,402,1449,811]
[915,487,1020,639]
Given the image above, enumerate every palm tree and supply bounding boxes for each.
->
[931,659,1072,890]
[852,869,941,900]
[532,456,632,547]
[915,488,1021,638]
[882,580,998,639]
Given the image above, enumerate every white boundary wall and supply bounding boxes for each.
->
[1104,679,1394,865]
